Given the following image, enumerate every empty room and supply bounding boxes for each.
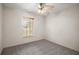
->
[0,3,79,55]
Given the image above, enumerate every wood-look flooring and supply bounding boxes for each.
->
[2,39,79,55]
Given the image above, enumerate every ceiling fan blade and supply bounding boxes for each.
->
[45,5,54,9]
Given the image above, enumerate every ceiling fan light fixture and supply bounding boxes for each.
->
[38,3,46,14]
[38,3,55,14]
[38,9,44,14]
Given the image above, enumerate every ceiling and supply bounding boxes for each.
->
[3,3,79,15]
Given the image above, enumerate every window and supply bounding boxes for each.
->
[22,16,34,37]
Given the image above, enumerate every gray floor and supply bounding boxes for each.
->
[2,39,79,55]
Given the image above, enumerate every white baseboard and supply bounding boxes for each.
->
[45,37,79,52]
[3,36,44,48]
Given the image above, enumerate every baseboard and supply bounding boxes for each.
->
[3,39,44,49]
[46,39,79,52]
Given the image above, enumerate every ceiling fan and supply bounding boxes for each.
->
[38,3,54,14]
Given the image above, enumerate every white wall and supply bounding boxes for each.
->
[3,6,44,48]
[0,4,2,54]
[46,5,79,51]
[3,4,79,52]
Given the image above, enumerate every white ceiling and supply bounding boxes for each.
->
[3,3,79,15]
